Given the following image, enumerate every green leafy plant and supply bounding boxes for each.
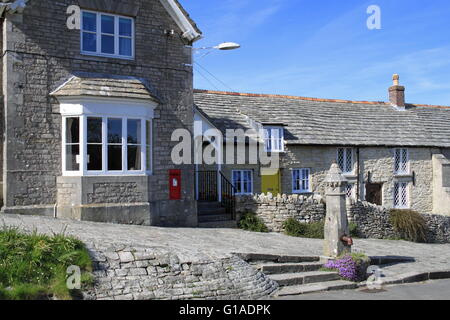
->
[0,227,93,300]
[283,218,324,239]
[389,209,427,243]
[349,222,359,238]
[238,212,269,233]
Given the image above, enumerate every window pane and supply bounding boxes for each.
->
[108,119,122,143]
[66,144,80,171]
[82,32,97,52]
[101,35,115,54]
[82,12,96,32]
[119,37,132,56]
[87,144,102,171]
[127,145,141,171]
[146,120,151,145]
[127,119,142,144]
[108,145,122,171]
[101,15,114,34]
[233,171,241,193]
[66,118,79,144]
[119,18,132,37]
[87,118,102,143]
[146,146,151,171]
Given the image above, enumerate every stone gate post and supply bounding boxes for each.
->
[323,162,352,259]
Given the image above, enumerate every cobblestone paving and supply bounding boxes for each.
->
[2,214,450,282]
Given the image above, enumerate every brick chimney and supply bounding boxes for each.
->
[389,74,405,108]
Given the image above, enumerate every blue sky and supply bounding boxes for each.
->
[180,0,450,105]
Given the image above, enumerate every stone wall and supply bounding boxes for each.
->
[236,193,326,232]
[84,245,278,300]
[348,201,450,244]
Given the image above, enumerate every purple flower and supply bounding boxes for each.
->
[324,255,363,282]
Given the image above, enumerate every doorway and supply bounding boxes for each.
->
[261,168,281,195]
[366,183,383,206]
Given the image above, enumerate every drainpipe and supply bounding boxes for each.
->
[53,202,58,219]
[356,148,360,200]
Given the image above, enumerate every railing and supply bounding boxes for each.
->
[197,171,218,202]
[219,171,236,219]
[196,170,236,219]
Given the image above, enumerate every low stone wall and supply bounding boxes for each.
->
[236,194,450,243]
[348,201,450,244]
[84,245,278,300]
[236,194,326,232]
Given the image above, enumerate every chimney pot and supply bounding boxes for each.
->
[389,74,405,108]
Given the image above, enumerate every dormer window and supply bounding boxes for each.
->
[264,127,284,152]
[81,11,134,59]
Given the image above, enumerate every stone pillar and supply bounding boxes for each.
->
[323,163,352,259]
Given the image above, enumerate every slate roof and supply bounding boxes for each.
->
[51,72,161,102]
[194,90,450,148]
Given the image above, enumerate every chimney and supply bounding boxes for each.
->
[389,74,405,108]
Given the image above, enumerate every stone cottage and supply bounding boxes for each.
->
[193,75,450,218]
[0,0,202,226]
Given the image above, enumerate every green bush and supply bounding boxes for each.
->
[389,209,427,243]
[349,222,359,238]
[0,227,93,300]
[238,212,269,233]
[283,218,324,239]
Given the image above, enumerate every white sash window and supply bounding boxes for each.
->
[232,170,253,195]
[264,127,284,152]
[292,168,311,193]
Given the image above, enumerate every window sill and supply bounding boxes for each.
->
[80,51,135,61]
[394,173,413,178]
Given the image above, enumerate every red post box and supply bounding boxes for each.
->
[169,170,181,200]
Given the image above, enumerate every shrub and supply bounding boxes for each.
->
[349,222,359,238]
[323,253,370,282]
[238,212,269,233]
[389,209,427,243]
[0,227,93,300]
[283,218,324,239]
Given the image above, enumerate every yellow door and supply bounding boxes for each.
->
[261,168,281,195]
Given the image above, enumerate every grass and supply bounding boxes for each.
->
[238,212,269,233]
[389,209,428,243]
[0,227,93,300]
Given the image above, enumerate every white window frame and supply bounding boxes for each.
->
[394,182,410,209]
[394,148,409,175]
[337,147,354,174]
[232,170,253,195]
[264,127,285,153]
[292,168,311,193]
[60,97,155,177]
[81,10,135,60]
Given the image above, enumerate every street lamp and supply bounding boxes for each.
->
[192,42,241,59]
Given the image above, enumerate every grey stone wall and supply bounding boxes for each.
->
[1,0,197,226]
[236,193,326,232]
[84,245,278,300]
[348,201,450,244]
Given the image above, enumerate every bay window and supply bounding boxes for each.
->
[63,116,152,176]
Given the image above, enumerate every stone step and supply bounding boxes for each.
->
[198,213,233,223]
[276,280,358,297]
[269,271,341,287]
[198,207,227,216]
[198,220,237,229]
[257,262,323,275]
[198,201,223,209]
[237,253,320,264]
